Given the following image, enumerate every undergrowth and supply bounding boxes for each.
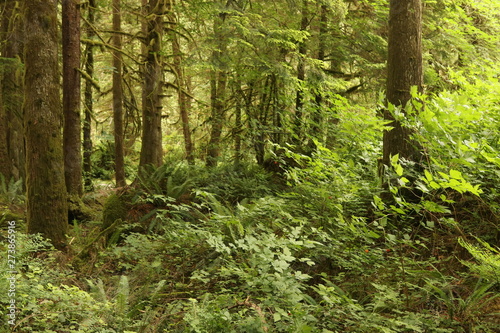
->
[1,83,500,332]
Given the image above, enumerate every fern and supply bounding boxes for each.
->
[459,237,500,282]
[0,173,25,204]
[116,275,130,318]
[137,162,192,202]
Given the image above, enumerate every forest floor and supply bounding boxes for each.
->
[1,162,500,332]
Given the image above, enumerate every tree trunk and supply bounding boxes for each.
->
[139,0,165,168]
[62,0,83,196]
[112,0,126,187]
[383,0,423,166]
[83,0,96,190]
[294,0,309,143]
[382,0,424,204]
[0,100,7,179]
[206,11,228,167]
[0,0,25,182]
[169,0,194,164]
[233,83,243,165]
[24,0,68,250]
[311,4,328,145]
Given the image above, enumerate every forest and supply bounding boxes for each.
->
[1,0,500,331]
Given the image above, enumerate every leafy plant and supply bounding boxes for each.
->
[193,163,277,205]
[424,276,499,332]
[136,162,193,203]
[459,237,500,282]
[0,173,25,204]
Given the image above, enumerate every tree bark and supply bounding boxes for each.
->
[62,0,83,196]
[206,11,228,167]
[0,0,25,182]
[383,0,423,166]
[24,0,68,250]
[0,100,7,179]
[311,3,328,144]
[294,0,309,143]
[112,0,126,187]
[169,0,194,164]
[234,83,243,165]
[139,0,165,168]
[83,0,96,190]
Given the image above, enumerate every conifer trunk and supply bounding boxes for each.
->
[0,104,7,179]
[112,0,126,186]
[206,11,228,167]
[383,0,423,166]
[24,0,68,250]
[62,0,83,196]
[140,0,165,168]
[234,84,243,165]
[311,4,327,144]
[294,0,309,143]
[169,0,194,164]
[83,0,96,190]
[0,0,24,182]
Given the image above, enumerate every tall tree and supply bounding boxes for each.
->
[169,0,194,164]
[294,0,309,143]
[382,0,423,167]
[83,0,97,190]
[24,0,68,250]
[310,3,328,145]
[0,0,24,181]
[62,0,83,196]
[139,0,165,168]
[112,0,126,186]
[206,5,229,167]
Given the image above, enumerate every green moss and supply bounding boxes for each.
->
[102,194,127,230]
[68,194,94,223]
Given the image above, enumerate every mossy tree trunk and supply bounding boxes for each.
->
[112,0,126,187]
[24,0,68,250]
[62,0,83,196]
[83,0,96,190]
[206,8,228,168]
[310,3,328,146]
[0,0,25,182]
[139,0,165,169]
[0,104,7,179]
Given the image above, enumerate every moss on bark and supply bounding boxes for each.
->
[24,0,68,251]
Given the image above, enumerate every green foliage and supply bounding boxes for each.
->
[102,194,127,230]
[5,1,500,332]
[90,140,116,181]
[136,162,193,203]
[0,173,25,204]
[193,163,277,205]
[0,234,117,332]
[423,276,499,331]
[90,139,136,182]
[459,237,500,282]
